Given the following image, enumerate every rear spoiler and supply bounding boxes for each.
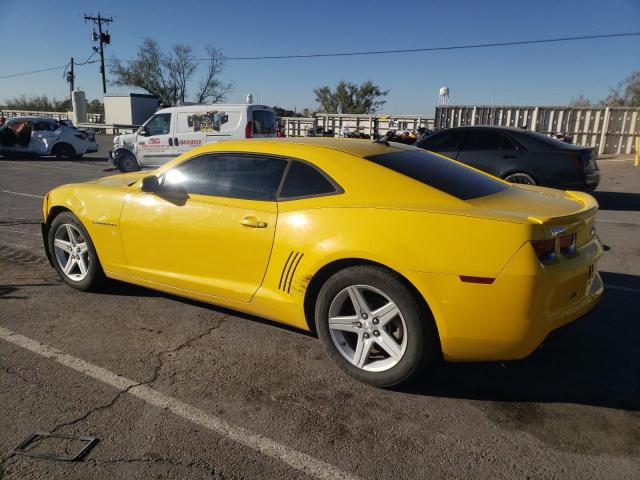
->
[527,190,598,225]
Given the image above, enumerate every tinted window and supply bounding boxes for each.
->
[499,135,517,151]
[418,131,464,152]
[460,131,502,151]
[252,110,276,134]
[365,150,508,200]
[279,161,337,199]
[163,154,287,200]
[34,121,54,131]
[144,113,171,136]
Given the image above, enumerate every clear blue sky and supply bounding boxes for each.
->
[1,0,638,114]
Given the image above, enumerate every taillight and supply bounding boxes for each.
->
[531,238,556,263]
[245,121,253,138]
[558,233,576,256]
[570,153,584,173]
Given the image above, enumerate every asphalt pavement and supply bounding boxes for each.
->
[0,139,638,479]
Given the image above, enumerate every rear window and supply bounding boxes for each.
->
[365,149,508,200]
[252,109,276,134]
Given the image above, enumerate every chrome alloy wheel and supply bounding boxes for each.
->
[504,172,536,185]
[53,223,90,281]
[328,285,408,372]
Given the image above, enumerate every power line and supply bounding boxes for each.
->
[1,31,638,80]
[213,31,640,60]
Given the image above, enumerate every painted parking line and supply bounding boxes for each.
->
[0,326,360,480]
[2,190,45,199]
[0,162,102,174]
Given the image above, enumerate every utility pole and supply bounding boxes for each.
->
[84,13,113,94]
[66,57,75,107]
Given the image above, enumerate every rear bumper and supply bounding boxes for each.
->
[404,236,604,362]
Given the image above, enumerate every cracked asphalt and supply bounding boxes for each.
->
[0,139,639,479]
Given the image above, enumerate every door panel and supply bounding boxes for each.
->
[137,112,175,165]
[120,193,277,302]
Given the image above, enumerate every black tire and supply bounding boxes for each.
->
[315,265,437,387]
[47,212,105,291]
[51,143,76,159]
[117,151,140,173]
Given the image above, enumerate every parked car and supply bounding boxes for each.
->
[415,126,600,191]
[0,116,98,158]
[110,104,277,172]
[42,138,603,387]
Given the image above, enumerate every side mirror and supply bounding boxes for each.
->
[138,126,148,136]
[140,175,161,193]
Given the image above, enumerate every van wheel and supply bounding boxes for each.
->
[118,151,140,173]
[52,143,76,159]
[315,265,437,387]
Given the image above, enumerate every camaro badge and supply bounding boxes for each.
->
[550,226,568,237]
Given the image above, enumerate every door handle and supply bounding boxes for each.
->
[174,137,179,146]
[241,216,267,228]
[168,138,173,146]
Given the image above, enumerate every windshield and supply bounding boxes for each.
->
[365,148,509,200]
[252,110,276,134]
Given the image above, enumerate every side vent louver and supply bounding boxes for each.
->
[279,251,304,294]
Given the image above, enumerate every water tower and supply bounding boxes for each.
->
[438,86,450,106]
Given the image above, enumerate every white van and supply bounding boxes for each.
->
[109,104,276,172]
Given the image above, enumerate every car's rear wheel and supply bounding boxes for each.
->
[315,265,437,387]
[51,143,76,159]
[48,212,105,291]
[504,172,537,185]
[117,151,140,173]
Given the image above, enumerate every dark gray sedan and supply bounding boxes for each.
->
[415,126,600,191]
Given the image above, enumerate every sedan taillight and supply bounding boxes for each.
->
[531,238,556,263]
[245,121,253,138]
[559,233,576,256]
[570,153,584,173]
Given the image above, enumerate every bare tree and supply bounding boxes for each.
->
[196,46,233,104]
[110,38,232,106]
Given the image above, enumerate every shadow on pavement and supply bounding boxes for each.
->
[405,271,640,411]
[592,191,640,211]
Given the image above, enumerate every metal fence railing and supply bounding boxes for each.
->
[281,114,435,138]
[0,110,104,123]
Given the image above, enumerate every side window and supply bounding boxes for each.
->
[163,154,287,201]
[419,131,463,152]
[252,110,276,134]
[460,131,502,151]
[34,122,51,131]
[144,113,172,136]
[279,161,338,199]
[499,135,518,151]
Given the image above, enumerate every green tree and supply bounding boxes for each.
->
[314,81,389,114]
[110,38,232,106]
[571,70,640,107]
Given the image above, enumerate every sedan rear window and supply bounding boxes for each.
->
[365,149,508,200]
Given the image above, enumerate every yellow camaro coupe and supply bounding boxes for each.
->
[42,138,603,387]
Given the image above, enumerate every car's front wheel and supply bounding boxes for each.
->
[315,265,437,387]
[48,212,105,291]
[117,151,140,173]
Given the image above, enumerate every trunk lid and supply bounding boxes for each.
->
[468,184,598,226]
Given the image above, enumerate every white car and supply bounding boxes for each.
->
[0,116,99,158]
[110,104,276,172]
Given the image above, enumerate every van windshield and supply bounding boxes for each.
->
[252,110,275,135]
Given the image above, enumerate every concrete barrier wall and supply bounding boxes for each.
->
[435,105,640,155]
[281,114,435,138]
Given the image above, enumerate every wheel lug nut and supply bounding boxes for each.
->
[373,330,380,337]
[361,313,368,320]
[356,322,363,328]
[363,332,370,339]
[372,318,379,325]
